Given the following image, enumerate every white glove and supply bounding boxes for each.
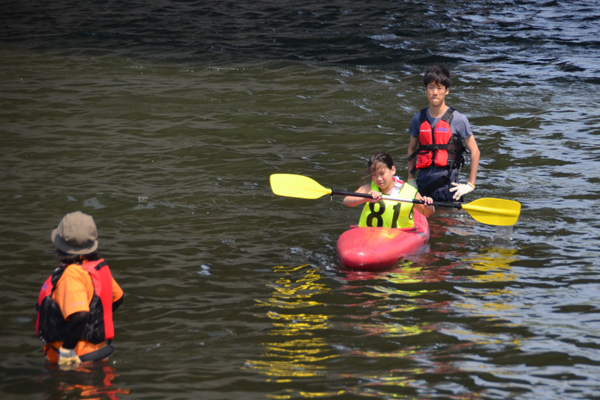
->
[58,347,81,369]
[449,182,475,200]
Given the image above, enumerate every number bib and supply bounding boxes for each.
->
[358,178,417,228]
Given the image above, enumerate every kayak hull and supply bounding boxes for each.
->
[336,211,430,270]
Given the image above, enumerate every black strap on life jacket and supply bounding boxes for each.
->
[45,343,115,362]
[36,265,70,344]
[51,264,68,286]
[79,344,114,362]
[95,261,107,271]
[35,265,67,314]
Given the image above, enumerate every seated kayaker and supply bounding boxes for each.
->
[343,152,435,228]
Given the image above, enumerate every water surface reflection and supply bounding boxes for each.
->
[39,365,129,400]
[246,265,337,388]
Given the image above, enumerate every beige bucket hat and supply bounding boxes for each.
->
[51,211,99,255]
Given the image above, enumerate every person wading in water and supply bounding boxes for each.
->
[406,65,481,202]
[35,211,124,368]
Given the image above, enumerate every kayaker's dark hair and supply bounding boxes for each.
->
[423,64,451,88]
[55,248,101,265]
[362,152,395,183]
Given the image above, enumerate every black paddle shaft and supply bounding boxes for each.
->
[331,190,463,210]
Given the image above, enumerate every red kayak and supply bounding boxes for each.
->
[336,210,430,270]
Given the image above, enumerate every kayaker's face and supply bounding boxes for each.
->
[371,163,396,193]
[425,81,449,107]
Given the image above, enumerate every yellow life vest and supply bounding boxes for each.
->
[358,178,417,228]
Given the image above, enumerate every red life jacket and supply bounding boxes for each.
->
[35,259,115,345]
[415,107,465,170]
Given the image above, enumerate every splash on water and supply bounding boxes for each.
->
[493,225,514,241]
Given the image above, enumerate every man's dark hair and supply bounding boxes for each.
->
[423,65,451,88]
[55,249,101,265]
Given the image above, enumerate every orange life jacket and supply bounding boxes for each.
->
[35,259,115,345]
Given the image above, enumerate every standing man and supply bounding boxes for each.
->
[35,211,124,368]
[407,65,480,202]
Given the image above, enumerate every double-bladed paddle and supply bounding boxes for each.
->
[270,173,521,226]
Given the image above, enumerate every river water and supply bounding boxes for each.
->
[1,1,600,399]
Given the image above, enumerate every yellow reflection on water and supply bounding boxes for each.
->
[447,247,523,348]
[377,264,425,286]
[469,247,519,284]
[350,322,434,338]
[245,264,337,384]
[298,390,346,397]
[461,247,520,311]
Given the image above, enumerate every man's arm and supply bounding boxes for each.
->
[463,135,480,185]
[407,135,419,180]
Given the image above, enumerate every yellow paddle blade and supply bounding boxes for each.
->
[270,174,332,199]
[462,198,521,226]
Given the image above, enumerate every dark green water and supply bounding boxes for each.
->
[1,1,600,399]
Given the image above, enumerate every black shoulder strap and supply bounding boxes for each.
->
[94,260,108,271]
[441,107,455,124]
[419,108,428,124]
[50,265,68,288]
